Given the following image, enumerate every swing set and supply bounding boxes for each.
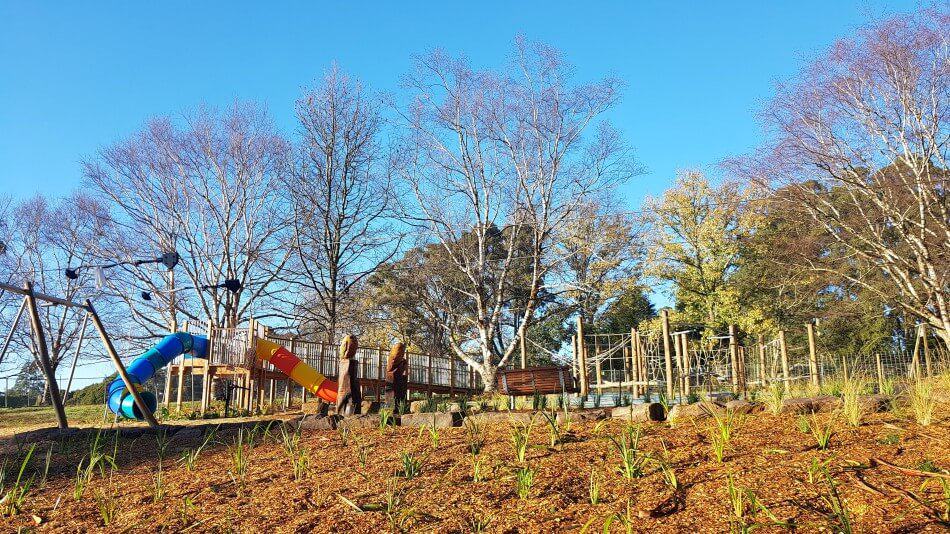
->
[0,281,160,429]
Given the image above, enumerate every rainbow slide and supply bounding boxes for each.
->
[254,339,338,403]
[107,333,336,420]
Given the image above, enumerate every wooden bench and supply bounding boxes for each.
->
[496,366,578,396]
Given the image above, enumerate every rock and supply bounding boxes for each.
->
[857,394,890,413]
[668,402,723,421]
[409,400,430,414]
[705,392,736,403]
[445,403,462,413]
[465,411,534,425]
[781,396,842,414]
[724,400,762,415]
[338,414,378,430]
[299,414,339,431]
[611,403,665,422]
[399,412,461,428]
[360,400,380,415]
[556,409,608,424]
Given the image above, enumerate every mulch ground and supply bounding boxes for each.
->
[2,408,949,532]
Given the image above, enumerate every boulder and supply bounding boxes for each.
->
[409,400,431,414]
[360,400,380,415]
[338,414,378,430]
[399,412,461,429]
[668,402,723,421]
[556,409,608,425]
[781,396,842,414]
[465,411,534,425]
[611,403,665,422]
[857,394,890,413]
[724,400,762,415]
[705,392,736,403]
[299,414,339,431]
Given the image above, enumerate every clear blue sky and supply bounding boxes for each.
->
[0,1,926,390]
[1,1,921,206]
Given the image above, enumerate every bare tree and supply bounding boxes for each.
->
[743,11,950,349]
[397,39,635,390]
[84,102,292,335]
[281,66,399,342]
[0,194,108,402]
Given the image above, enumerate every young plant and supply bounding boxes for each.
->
[819,466,853,534]
[589,467,604,505]
[398,452,421,479]
[383,478,414,532]
[180,428,216,472]
[470,453,486,483]
[539,409,567,449]
[465,419,485,456]
[354,435,370,468]
[908,379,936,426]
[228,428,253,489]
[425,424,439,449]
[0,445,36,517]
[379,408,395,431]
[74,431,117,501]
[840,376,868,427]
[607,423,647,479]
[796,414,811,434]
[810,414,834,450]
[514,465,536,500]
[337,424,350,446]
[510,418,534,463]
[764,383,785,415]
[279,425,310,481]
[708,409,738,462]
[726,474,754,533]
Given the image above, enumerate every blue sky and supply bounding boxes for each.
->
[1,1,920,206]
[0,1,926,391]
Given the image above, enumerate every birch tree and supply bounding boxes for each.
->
[83,102,292,336]
[746,10,950,349]
[282,66,399,342]
[397,39,635,390]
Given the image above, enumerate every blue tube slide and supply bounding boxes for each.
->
[107,332,208,420]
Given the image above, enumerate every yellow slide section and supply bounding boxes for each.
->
[255,339,338,403]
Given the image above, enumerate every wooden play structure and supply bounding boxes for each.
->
[164,318,482,414]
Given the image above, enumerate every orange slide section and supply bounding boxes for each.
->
[255,339,338,403]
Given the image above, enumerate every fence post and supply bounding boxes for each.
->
[757,335,766,388]
[806,322,820,389]
[778,330,790,394]
[286,337,296,409]
[681,332,691,399]
[728,325,739,394]
[629,328,639,398]
[576,316,589,396]
[661,310,674,401]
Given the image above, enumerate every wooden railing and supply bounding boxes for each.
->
[174,321,481,392]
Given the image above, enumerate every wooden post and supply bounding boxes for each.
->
[840,354,849,383]
[62,312,89,404]
[86,299,159,428]
[175,360,187,411]
[576,316,589,396]
[806,322,820,389]
[681,333,691,398]
[757,335,766,388]
[672,330,683,400]
[629,328,639,397]
[163,363,174,408]
[24,283,68,428]
[921,324,932,378]
[200,320,213,414]
[875,353,885,393]
[661,310,674,401]
[778,330,790,394]
[738,345,748,399]
[728,325,739,394]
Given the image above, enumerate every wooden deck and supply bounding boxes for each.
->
[163,321,481,413]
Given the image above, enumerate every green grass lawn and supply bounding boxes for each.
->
[0,404,112,436]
